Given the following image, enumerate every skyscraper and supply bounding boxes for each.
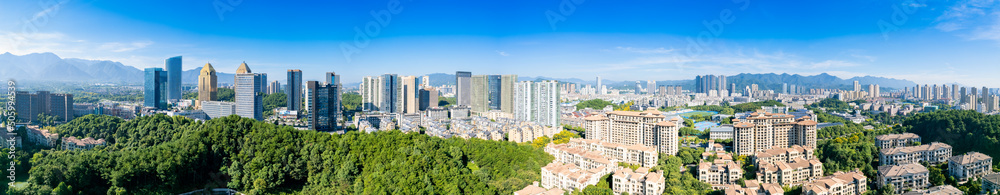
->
[257,73,268,94]
[487,75,502,110]
[597,76,603,95]
[952,84,959,101]
[783,83,788,94]
[853,81,861,92]
[144,68,168,110]
[500,75,517,114]
[197,63,217,108]
[326,72,341,86]
[456,71,472,106]
[419,87,438,111]
[165,56,182,100]
[420,76,430,88]
[235,62,263,121]
[868,84,876,98]
[305,81,340,131]
[380,74,399,113]
[514,80,560,127]
[471,75,489,113]
[983,87,989,100]
[401,76,419,114]
[695,75,727,94]
[647,80,657,95]
[287,70,302,111]
[361,76,383,111]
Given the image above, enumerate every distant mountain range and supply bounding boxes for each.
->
[0,52,920,90]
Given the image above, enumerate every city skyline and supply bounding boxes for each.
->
[2,1,1000,86]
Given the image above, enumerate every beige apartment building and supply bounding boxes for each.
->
[983,173,1000,195]
[721,180,784,195]
[733,111,818,156]
[757,157,823,185]
[540,162,612,192]
[754,145,815,167]
[948,151,993,182]
[553,138,659,168]
[875,133,921,150]
[612,167,665,195]
[699,160,744,188]
[584,109,680,155]
[879,142,952,166]
[62,137,106,150]
[878,163,930,194]
[802,171,868,195]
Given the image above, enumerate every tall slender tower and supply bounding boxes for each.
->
[166,56,182,100]
[197,63,217,108]
[456,71,472,107]
[235,62,263,120]
[287,70,303,111]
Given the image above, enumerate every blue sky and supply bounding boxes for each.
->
[2,0,1000,86]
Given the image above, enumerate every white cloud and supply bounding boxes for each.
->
[613,46,676,54]
[495,50,509,56]
[99,41,154,52]
[935,0,1000,42]
[810,60,860,69]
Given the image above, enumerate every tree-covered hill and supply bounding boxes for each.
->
[16,115,553,195]
[900,110,1000,161]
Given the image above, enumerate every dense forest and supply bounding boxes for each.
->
[12,114,554,194]
[900,110,1000,163]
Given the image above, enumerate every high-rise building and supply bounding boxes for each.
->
[487,75,502,110]
[144,68,168,110]
[257,73,268,95]
[287,70,303,111]
[783,83,788,94]
[597,76,603,95]
[380,74,399,113]
[197,63,218,108]
[695,75,727,94]
[326,72,341,86]
[514,81,561,127]
[14,91,73,123]
[400,76,419,114]
[235,62,264,121]
[952,84,960,101]
[419,87,438,111]
[305,81,340,131]
[471,75,490,113]
[456,71,472,106]
[854,81,861,92]
[165,56,182,100]
[733,111,818,156]
[361,76,383,111]
[420,76,430,88]
[647,80,657,95]
[658,85,667,96]
[500,75,517,114]
[268,80,281,94]
[983,87,990,100]
[583,109,679,155]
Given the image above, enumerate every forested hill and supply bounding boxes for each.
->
[901,110,1000,160]
[18,114,553,194]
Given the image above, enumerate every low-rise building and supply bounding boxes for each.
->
[875,133,921,150]
[552,138,659,168]
[513,182,566,195]
[757,157,823,185]
[802,171,868,195]
[879,142,952,166]
[721,180,784,195]
[754,145,815,167]
[62,136,106,150]
[878,163,930,194]
[709,125,734,140]
[612,167,665,195]
[901,185,962,195]
[540,162,611,192]
[982,173,1000,195]
[699,160,743,188]
[26,126,58,148]
[948,151,993,182]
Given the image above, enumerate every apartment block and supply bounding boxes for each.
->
[62,137,106,150]
[901,185,961,195]
[583,109,679,155]
[757,157,823,185]
[540,162,612,192]
[613,167,665,195]
[721,180,784,195]
[983,173,1000,195]
[878,163,930,194]
[802,171,868,195]
[698,160,743,187]
[875,133,921,150]
[733,111,818,156]
[753,145,815,167]
[948,151,993,182]
[879,142,952,166]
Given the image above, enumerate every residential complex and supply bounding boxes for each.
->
[14,91,74,123]
[901,185,962,195]
[948,151,993,182]
[733,111,818,156]
[756,155,823,185]
[514,80,561,127]
[753,145,815,167]
[62,136,106,150]
[583,109,679,155]
[878,163,930,194]
[612,167,665,195]
[875,133,921,150]
[546,138,659,168]
[879,142,953,166]
[540,161,611,192]
[721,180,784,195]
[984,173,1000,195]
[698,159,743,188]
[802,171,868,195]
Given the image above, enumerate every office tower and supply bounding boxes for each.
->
[198,63,218,108]
[165,56,182,100]
[379,74,399,113]
[597,76,603,95]
[257,73,268,95]
[14,91,73,123]
[361,76,382,111]
[783,83,788,94]
[647,80,657,95]
[287,70,303,111]
[144,68,168,110]
[400,76,419,114]
[733,111,818,156]
[326,72,341,86]
[584,109,679,155]
[471,75,489,113]
[500,75,517,114]
[419,87,438,111]
[305,81,340,131]
[235,62,264,121]
[420,76,430,88]
[514,80,561,127]
[456,71,472,106]
[268,80,281,94]
[487,75,502,110]
[952,84,959,101]
[854,81,861,92]
[790,84,797,95]
[983,87,989,100]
